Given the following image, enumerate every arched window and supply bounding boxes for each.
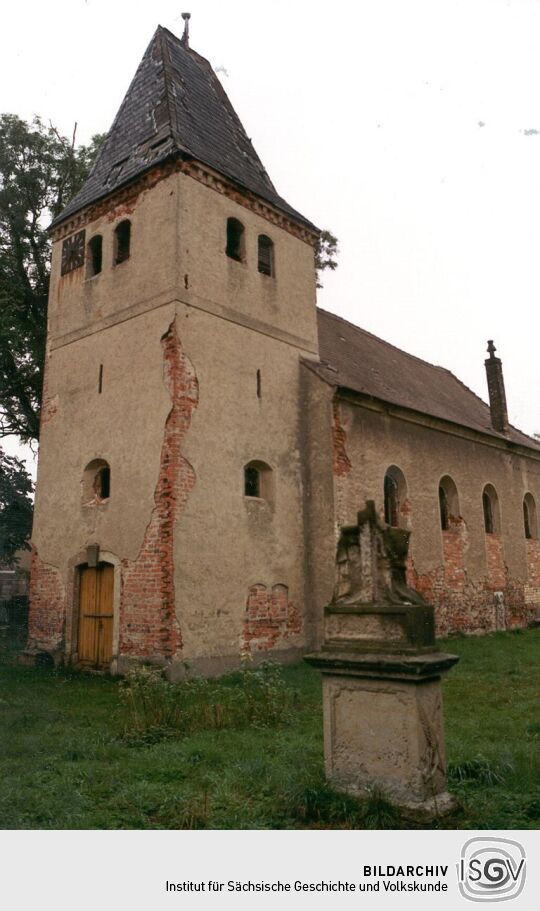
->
[438,475,460,530]
[383,465,408,528]
[523,493,537,540]
[226,217,245,262]
[82,459,111,505]
[244,460,273,501]
[87,235,103,277]
[258,234,274,276]
[114,220,131,265]
[482,484,500,534]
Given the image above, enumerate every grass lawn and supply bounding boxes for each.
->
[0,629,539,829]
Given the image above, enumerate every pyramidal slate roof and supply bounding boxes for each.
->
[313,308,540,451]
[53,26,315,229]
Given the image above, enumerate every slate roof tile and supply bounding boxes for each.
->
[53,26,315,229]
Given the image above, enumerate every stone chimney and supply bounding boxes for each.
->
[484,340,509,433]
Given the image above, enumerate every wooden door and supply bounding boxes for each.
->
[78,564,114,667]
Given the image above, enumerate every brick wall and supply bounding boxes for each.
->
[27,549,65,652]
[408,524,536,634]
[119,319,198,659]
[332,401,352,478]
[524,538,540,612]
[241,583,302,653]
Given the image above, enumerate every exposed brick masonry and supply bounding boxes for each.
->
[408,523,536,634]
[27,550,66,652]
[119,319,198,659]
[332,401,352,478]
[241,583,302,654]
[485,534,506,590]
[525,538,540,613]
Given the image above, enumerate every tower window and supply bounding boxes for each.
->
[226,218,245,262]
[244,466,260,498]
[97,466,110,500]
[87,235,103,277]
[114,220,131,265]
[258,234,274,276]
[523,493,537,540]
[82,459,111,505]
[244,460,273,502]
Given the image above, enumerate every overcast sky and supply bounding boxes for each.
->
[2,0,540,474]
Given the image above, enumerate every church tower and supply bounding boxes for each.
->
[27,23,320,675]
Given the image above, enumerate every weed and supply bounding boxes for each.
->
[1,629,540,829]
[361,789,400,828]
[118,661,296,742]
[448,756,509,786]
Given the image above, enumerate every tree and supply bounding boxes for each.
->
[0,115,104,562]
[315,228,339,289]
[0,114,104,443]
[0,448,33,564]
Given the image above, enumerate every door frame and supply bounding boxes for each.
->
[66,549,121,673]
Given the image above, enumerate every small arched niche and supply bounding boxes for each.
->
[226,217,245,262]
[438,475,460,530]
[482,484,500,534]
[86,235,103,278]
[82,459,111,505]
[257,234,274,276]
[383,465,408,528]
[523,493,538,540]
[114,220,131,265]
[244,460,273,502]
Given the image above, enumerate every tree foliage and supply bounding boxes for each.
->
[0,115,104,562]
[0,114,104,443]
[315,228,339,289]
[0,448,34,563]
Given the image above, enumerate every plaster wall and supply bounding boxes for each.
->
[30,166,319,672]
[32,303,174,568]
[171,301,309,666]
[48,173,178,344]
[175,171,319,356]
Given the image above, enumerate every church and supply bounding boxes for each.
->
[26,22,540,675]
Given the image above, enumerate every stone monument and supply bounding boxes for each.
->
[305,502,459,815]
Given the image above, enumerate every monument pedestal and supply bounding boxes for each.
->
[305,502,459,817]
[306,648,458,815]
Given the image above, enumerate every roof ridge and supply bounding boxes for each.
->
[84,28,163,183]
[157,27,178,144]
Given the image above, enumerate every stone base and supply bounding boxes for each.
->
[332,781,458,820]
[321,670,453,810]
[399,791,459,820]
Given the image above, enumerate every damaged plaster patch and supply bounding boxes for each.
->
[408,522,535,634]
[332,400,352,477]
[241,583,302,654]
[120,318,198,659]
